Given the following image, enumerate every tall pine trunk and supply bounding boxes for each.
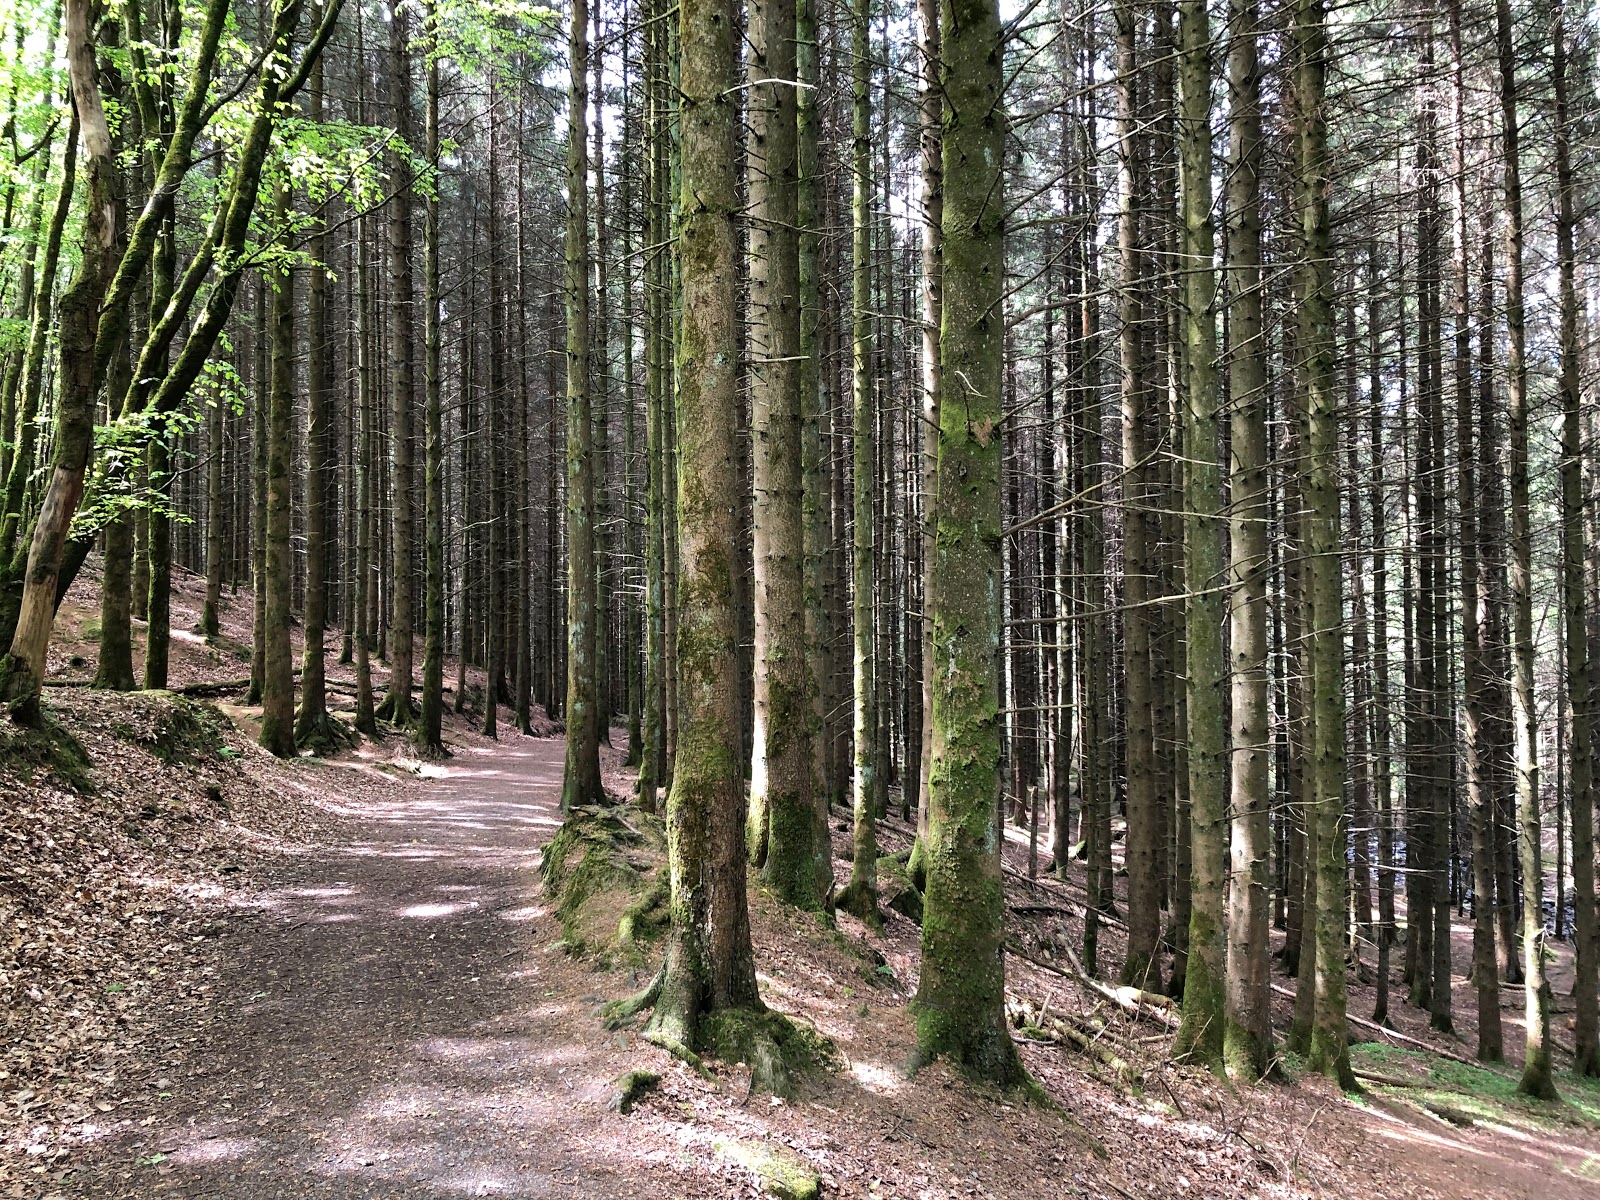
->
[1495,0,1557,1103]
[746,0,817,906]
[562,0,603,807]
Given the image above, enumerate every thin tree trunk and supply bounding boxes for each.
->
[378,4,418,727]
[562,0,603,807]
[838,0,879,925]
[1495,0,1557,1103]
[418,0,446,756]
[1222,0,1272,1078]
[746,0,816,906]
[1553,0,1597,1079]
[260,180,296,759]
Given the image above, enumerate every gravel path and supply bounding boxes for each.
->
[70,736,691,1199]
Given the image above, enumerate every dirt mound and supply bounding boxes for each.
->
[540,805,668,966]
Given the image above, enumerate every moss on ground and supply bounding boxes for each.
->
[0,707,93,793]
[1352,1043,1600,1131]
[105,693,230,765]
[875,852,924,924]
[714,1136,821,1200]
[701,1006,839,1097]
[540,805,669,967]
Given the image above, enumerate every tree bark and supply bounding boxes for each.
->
[1495,0,1557,1103]
[1222,0,1272,1079]
[562,0,603,807]
[910,0,1025,1088]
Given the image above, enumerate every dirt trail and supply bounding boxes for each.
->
[69,736,694,1200]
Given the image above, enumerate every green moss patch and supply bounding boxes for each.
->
[701,1006,839,1097]
[540,805,669,967]
[875,852,924,924]
[1352,1044,1600,1131]
[0,708,93,793]
[713,1136,821,1200]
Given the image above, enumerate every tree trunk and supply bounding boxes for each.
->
[746,0,816,907]
[911,0,1023,1087]
[418,0,446,757]
[562,0,603,807]
[642,0,765,1062]
[1294,0,1353,1088]
[838,0,879,926]
[1552,0,1597,1079]
[260,180,296,760]
[0,0,115,723]
[1495,0,1557,1103]
[1114,0,1160,992]
[378,4,418,727]
[1222,0,1272,1079]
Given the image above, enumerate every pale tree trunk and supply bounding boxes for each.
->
[1222,0,1272,1080]
[797,0,832,894]
[562,0,603,807]
[1173,0,1224,1070]
[910,0,1023,1088]
[1495,0,1557,1103]
[0,0,115,724]
[914,0,941,854]
[1294,0,1353,1088]
[746,0,816,907]
[838,0,879,926]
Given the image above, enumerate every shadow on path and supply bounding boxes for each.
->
[71,739,692,1199]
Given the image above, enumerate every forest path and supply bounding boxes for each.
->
[71,732,684,1200]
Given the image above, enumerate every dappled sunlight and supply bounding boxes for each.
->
[848,1060,908,1095]
[399,901,474,919]
[166,1133,262,1166]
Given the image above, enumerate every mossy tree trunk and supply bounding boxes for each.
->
[746,0,817,907]
[1221,0,1272,1080]
[1293,0,1353,1089]
[0,0,114,725]
[562,0,603,808]
[260,179,296,760]
[797,0,833,895]
[909,0,1024,1089]
[1173,0,1224,1071]
[645,0,764,1048]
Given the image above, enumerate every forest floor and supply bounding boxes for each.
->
[5,562,1600,1198]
